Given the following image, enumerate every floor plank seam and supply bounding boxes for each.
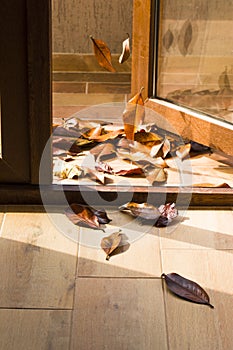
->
[0,307,73,311]
[68,243,80,350]
[76,276,163,279]
[160,247,171,350]
[0,213,6,237]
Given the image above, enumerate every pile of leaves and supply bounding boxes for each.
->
[53,87,214,186]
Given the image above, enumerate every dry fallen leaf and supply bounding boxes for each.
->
[192,183,231,188]
[122,88,145,140]
[162,272,214,308]
[134,131,162,147]
[101,231,122,260]
[115,168,144,176]
[119,33,130,64]
[144,166,167,184]
[65,203,111,229]
[90,36,116,72]
[90,143,116,161]
[119,202,161,221]
[176,143,191,160]
[155,203,178,227]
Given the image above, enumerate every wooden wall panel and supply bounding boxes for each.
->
[52,0,133,53]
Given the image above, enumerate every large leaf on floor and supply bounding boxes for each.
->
[65,203,111,229]
[162,273,214,308]
[119,202,161,221]
[101,231,122,260]
[122,88,145,140]
[90,36,116,72]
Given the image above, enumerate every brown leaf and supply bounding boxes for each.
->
[176,143,191,160]
[54,164,82,179]
[90,36,116,72]
[161,273,214,308]
[134,131,162,147]
[90,143,116,161]
[162,138,171,158]
[122,88,145,140]
[119,202,161,221]
[82,126,103,139]
[92,209,112,224]
[115,168,144,176]
[65,203,100,229]
[144,166,167,184]
[82,127,123,143]
[53,137,81,154]
[95,161,113,174]
[101,231,122,260]
[192,182,231,188]
[65,204,111,229]
[119,33,130,64]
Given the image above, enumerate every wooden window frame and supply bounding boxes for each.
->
[0,0,232,206]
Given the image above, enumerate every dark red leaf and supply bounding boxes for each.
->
[162,273,214,308]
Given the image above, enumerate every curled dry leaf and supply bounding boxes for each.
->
[134,131,162,147]
[65,203,111,229]
[54,164,82,179]
[192,182,231,188]
[161,273,214,308]
[155,203,178,227]
[144,166,167,184]
[90,36,116,72]
[122,88,145,140]
[101,231,122,260]
[90,143,116,161]
[115,168,144,176]
[119,202,161,221]
[119,33,130,64]
[176,143,191,160]
[95,161,113,174]
[65,204,100,229]
[53,137,81,154]
[82,127,124,143]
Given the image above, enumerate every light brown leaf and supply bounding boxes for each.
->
[65,203,100,229]
[115,168,144,176]
[54,164,82,179]
[144,166,167,184]
[134,131,162,147]
[162,273,214,308]
[122,88,145,140]
[101,231,122,260]
[119,33,130,64]
[90,36,116,72]
[162,138,171,158]
[119,202,161,221]
[90,143,116,161]
[192,182,231,188]
[65,203,111,229]
[176,143,191,160]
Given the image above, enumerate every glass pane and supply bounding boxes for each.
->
[157,0,233,125]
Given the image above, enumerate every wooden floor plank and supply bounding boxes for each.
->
[161,249,233,350]
[77,208,162,277]
[0,309,71,350]
[0,212,78,308]
[71,278,168,350]
[160,207,233,249]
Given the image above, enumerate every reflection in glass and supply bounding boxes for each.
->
[157,0,233,125]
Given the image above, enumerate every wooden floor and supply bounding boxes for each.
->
[0,205,232,350]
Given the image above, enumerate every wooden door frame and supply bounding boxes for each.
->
[0,0,232,205]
